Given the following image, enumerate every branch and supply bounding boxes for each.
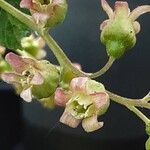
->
[0,0,114,79]
[89,57,115,78]
[107,90,150,109]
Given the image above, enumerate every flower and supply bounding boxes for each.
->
[100,0,150,58]
[1,52,60,102]
[21,34,46,59]
[20,0,68,28]
[54,77,109,132]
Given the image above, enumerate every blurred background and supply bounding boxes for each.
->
[0,0,150,149]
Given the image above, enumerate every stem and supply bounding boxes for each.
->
[90,57,115,78]
[126,105,150,125]
[107,90,150,109]
[0,0,114,79]
[0,0,37,31]
[39,29,87,76]
[142,92,150,103]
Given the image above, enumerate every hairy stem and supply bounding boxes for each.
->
[126,105,150,125]
[107,90,150,109]
[90,57,115,78]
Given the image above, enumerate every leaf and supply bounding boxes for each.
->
[0,0,32,50]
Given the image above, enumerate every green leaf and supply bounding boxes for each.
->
[0,0,31,50]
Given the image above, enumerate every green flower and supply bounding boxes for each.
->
[100,0,150,58]
[21,34,46,59]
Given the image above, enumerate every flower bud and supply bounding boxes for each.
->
[100,0,150,59]
[20,0,68,28]
[21,34,46,59]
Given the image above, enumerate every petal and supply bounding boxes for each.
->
[129,5,150,21]
[86,80,105,95]
[20,0,33,9]
[30,72,44,85]
[70,77,89,92]
[1,73,22,84]
[52,0,65,5]
[114,1,130,17]
[36,37,46,49]
[73,63,82,70]
[82,115,103,133]
[5,53,28,73]
[32,12,49,24]
[54,88,69,107]
[60,110,81,128]
[20,87,32,102]
[101,0,114,19]
[100,20,109,30]
[133,21,141,34]
[90,92,109,109]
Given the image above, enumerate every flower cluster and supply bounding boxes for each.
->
[0,0,150,140]
[1,52,110,132]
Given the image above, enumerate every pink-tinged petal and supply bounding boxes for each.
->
[20,0,33,9]
[32,12,49,24]
[82,115,103,132]
[36,37,46,49]
[5,53,28,73]
[100,20,109,30]
[90,93,109,109]
[101,0,114,19]
[114,1,130,17]
[73,63,82,70]
[70,77,89,92]
[54,88,69,107]
[52,0,65,5]
[30,72,44,85]
[20,87,32,102]
[60,110,81,128]
[1,73,22,84]
[133,21,141,34]
[129,5,150,21]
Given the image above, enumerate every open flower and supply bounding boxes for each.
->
[100,0,150,58]
[55,77,109,132]
[1,52,60,102]
[20,0,68,28]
